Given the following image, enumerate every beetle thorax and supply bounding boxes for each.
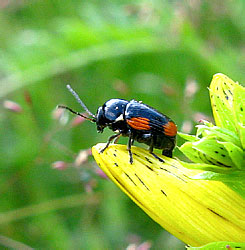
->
[96,99,129,133]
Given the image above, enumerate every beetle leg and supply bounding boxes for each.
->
[162,149,172,158]
[149,138,165,163]
[100,132,122,153]
[127,133,134,164]
[113,133,122,144]
[149,141,154,154]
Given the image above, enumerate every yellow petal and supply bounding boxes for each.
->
[209,73,238,132]
[92,144,245,246]
[233,84,245,149]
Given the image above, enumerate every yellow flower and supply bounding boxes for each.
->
[92,74,245,247]
[92,144,245,246]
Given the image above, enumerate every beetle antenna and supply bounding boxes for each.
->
[57,105,96,122]
[66,84,95,118]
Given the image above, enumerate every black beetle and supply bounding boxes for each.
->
[59,85,177,164]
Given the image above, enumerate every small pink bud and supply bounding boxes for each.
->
[126,244,137,250]
[192,112,211,123]
[74,150,90,167]
[52,107,69,125]
[95,168,108,179]
[181,120,193,133]
[85,179,97,193]
[0,0,10,9]
[162,84,176,96]
[3,100,22,113]
[71,115,86,127]
[137,242,152,250]
[126,242,151,250]
[51,161,68,170]
[184,78,199,98]
[52,107,65,120]
[113,79,129,95]
[86,148,92,156]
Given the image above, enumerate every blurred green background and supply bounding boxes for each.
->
[1,0,245,249]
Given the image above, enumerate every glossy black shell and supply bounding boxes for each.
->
[96,99,128,132]
[125,100,175,154]
[95,99,176,158]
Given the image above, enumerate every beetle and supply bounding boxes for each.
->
[58,85,177,164]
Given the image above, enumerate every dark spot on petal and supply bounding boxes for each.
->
[113,153,117,157]
[160,168,187,182]
[170,164,178,169]
[207,208,226,219]
[114,163,118,167]
[145,165,153,171]
[135,174,149,190]
[114,176,131,191]
[161,190,167,196]
[221,154,226,157]
[125,172,136,186]
[133,153,140,157]
[145,157,153,164]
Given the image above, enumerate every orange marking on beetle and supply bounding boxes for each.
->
[127,117,151,130]
[163,121,177,136]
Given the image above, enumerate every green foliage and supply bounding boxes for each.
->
[0,1,245,249]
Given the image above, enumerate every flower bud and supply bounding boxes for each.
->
[51,161,68,170]
[3,100,22,113]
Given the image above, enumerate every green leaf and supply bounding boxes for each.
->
[196,125,241,148]
[177,132,197,142]
[183,138,236,169]
[179,141,206,163]
[218,141,244,170]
